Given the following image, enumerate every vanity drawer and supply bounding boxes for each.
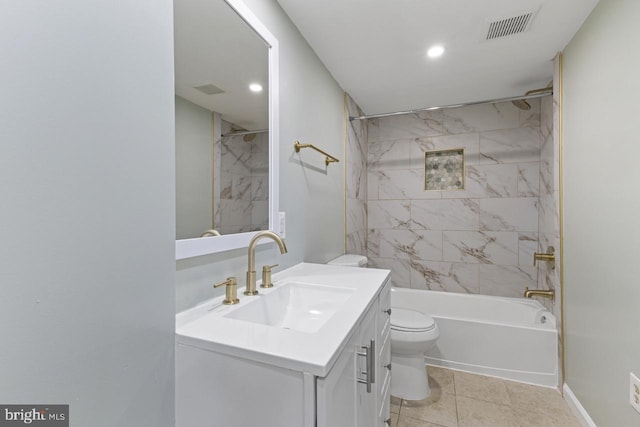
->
[378,367,392,426]
[377,281,391,340]
[377,327,391,399]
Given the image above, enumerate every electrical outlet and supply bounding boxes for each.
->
[279,211,286,238]
[631,372,640,414]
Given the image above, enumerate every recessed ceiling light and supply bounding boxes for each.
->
[249,83,263,92]
[427,45,445,59]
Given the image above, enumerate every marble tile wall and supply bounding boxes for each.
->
[345,94,368,255]
[367,100,545,298]
[538,55,562,384]
[214,120,269,235]
[538,95,559,305]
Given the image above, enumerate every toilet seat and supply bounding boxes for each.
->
[391,308,436,332]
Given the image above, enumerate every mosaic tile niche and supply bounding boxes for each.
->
[425,149,464,191]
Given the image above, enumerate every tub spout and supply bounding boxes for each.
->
[524,287,554,300]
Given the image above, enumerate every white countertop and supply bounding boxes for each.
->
[175,262,390,377]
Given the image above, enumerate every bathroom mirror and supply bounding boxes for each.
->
[174,0,279,259]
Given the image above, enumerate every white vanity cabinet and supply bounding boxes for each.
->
[175,263,391,427]
[305,280,392,427]
[316,321,359,427]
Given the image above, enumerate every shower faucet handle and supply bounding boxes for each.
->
[533,246,555,269]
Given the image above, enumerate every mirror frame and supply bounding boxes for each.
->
[175,0,279,260]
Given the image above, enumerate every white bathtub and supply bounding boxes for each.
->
[391,288,558,387]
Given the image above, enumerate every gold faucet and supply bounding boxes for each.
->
[245,231,288,296]
[533,246,555,269]
[524,287,555,299]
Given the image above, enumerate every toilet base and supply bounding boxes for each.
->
[390,354,430,401]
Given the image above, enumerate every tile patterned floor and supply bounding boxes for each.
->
[390,366,582,427]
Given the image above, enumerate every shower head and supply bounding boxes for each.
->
[511,84,554,111]
[512,99,531,110]
[221,128,267,140]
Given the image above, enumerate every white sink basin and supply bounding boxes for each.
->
[176,263,391,376]
[224,282,355,333]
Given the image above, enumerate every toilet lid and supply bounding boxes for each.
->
[391,308,436,332]
[327,254,368,267]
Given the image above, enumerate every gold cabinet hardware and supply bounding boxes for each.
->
[260,264,279,288]
[213,277,240,305]
[200,229,221,237]
[533,246,555,269]
[524,287,555,300]
[294,140,340,166]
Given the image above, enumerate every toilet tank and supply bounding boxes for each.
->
[327,254,368,267]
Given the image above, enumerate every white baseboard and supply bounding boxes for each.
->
[563,383,597,427]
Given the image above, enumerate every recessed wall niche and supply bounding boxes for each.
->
[424,148,465,191]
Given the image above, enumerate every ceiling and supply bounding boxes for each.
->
[174,0,269,130]
[276,0,599,115]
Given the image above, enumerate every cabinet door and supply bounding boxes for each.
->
[317,331,358,427]
[377,281,392,425]
[357,306,377,427]
[377,280,392,340]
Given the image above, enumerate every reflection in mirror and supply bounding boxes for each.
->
[217,122,269,235]
[174,0,269,241]
[200,229,221,237]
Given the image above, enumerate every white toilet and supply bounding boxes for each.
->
[327,254,440,401]
[390,307,439,400]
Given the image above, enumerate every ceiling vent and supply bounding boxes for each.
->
[193,83,225,95]
[485,12,534,40]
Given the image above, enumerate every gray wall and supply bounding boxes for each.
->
[0,1,175,426]
[563,0,640,425]
[176,0,345,311]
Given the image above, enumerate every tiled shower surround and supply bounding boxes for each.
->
[538,94,560,312]
[364,98,552,298]
[345,95,368,256]
[540,56,562,384]
[344,69,561,382]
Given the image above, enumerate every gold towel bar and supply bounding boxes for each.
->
[294,140,340,166]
